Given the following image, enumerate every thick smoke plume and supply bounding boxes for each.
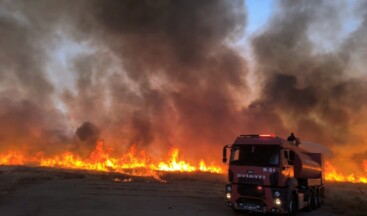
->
[0,0,247,161]
[250,0,367,173]
[0,0,366,173]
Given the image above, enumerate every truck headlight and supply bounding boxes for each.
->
[226,193,231,199]
[275,198,281,206]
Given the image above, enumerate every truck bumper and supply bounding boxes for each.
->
[226,197,287,214]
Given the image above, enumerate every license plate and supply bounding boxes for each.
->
[238,203,261,211]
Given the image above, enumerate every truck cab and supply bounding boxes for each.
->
[223,134,324,215]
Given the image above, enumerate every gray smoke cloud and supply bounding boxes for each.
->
[0,0,366,170]
[249,0,367,173]
[0,0,247,160]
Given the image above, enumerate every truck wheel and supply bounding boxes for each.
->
[316,188,321,208]
[306,190,313,212]
[319,187,324,206]
[288,194,297,216]
[311,188,317,210]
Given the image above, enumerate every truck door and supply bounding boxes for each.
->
[281,149,294,179]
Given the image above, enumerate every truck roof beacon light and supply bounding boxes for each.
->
[259,134,275,138]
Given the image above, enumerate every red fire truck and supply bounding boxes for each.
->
[222,134,324,215]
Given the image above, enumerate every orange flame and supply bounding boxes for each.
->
[2,141,366,184]
[0,140,222,177]
[324,160,367,184]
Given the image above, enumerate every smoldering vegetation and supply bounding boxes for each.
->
[0,0,366,170]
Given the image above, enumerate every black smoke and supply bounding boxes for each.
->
[0,0,247,160]
[0,0,367,169]
[248,0,367,173]
[250,0,367,145]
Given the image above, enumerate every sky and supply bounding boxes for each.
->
[246,0,274,34]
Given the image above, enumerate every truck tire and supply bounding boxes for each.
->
[306,190,313,212]
[288,194,297,216]
[319,187,324,205]
[311,188,317,210]
[316,188,321,208]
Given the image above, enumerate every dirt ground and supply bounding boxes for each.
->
[0,166,366,216]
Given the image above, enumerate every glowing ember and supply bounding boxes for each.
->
[0,140,222,177]
[113,177,132,182]
[324,160,367,184]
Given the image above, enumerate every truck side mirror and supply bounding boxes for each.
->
[223,145,229,163]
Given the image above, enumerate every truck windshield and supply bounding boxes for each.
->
[230,145,280,167]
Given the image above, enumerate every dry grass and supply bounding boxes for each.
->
[160,171,227,183]
[0,165,87,199]
[2,166,367,216]
[325,182,367,216]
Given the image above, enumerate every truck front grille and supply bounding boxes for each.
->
[238,177,264,185]
[237,184,265,197]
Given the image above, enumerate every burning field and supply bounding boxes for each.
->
[0,139,222,181]
[1,140,367,184]
[0,0,367,215]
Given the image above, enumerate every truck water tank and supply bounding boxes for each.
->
[293,151,322,179]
